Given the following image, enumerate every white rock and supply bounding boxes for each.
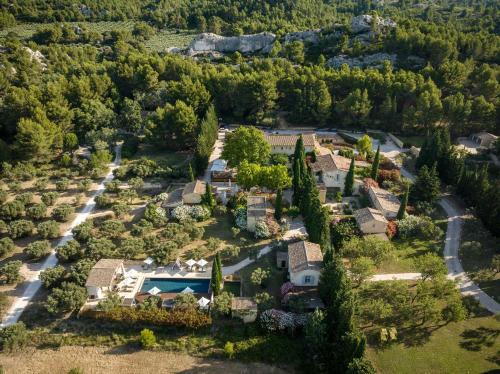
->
[284,30,321,45]
[327,53,397,69]
[186,32,276,56]
[351,15,397,34]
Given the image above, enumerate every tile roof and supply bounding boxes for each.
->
[310,153,351,173]
[231,297,258,311]
[183,180,206,196]
[247,195,273,218]
[85,259,123,287]
[369,186,400,214]
[162,187,184,208]
[354,207,388,225]
[265,133,316,147]
[288,241,324,273]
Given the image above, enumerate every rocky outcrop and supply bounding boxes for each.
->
[23,47,47,70]
[284,30,321,45]
[327,53,397,69]
[186,32,276,56]
[351,15,396,34]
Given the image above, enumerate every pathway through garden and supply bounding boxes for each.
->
[1,143,123,327]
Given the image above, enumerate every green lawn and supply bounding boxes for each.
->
[459,214,500,302]
[366,314,500,374]
[131,143,189,167]
[397,135,426,148]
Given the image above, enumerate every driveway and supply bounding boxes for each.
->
[1,143,123,327]
[203,131,225,183]
[439,196,500,314]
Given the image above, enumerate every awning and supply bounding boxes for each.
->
[197,259,208,267]
[181,286,194,293]
[185,259,196,267]
[143,257,154,265]
[197,297,210,307]
[147,287,161,295]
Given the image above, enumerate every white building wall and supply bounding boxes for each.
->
[290,269,321,286]
[321,170,347,189]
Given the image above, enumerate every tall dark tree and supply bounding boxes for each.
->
[370,145,380,180]
[211,252,222,296]
[397,183,409,219]
[274,188,283,221]
[411,164,441,203]
[292,135,307,207]
[344,157,355,197]
[188,163,195,182]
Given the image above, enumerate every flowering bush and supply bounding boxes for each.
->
[386,220,397,239]
[397,215,443,240]
[255,219,271,239]
[173,205,210,222]
[280,282,294,298]
[265,215,280,237]
[260,309,309,332]
[153,192,169,203]
[233,207,247,229]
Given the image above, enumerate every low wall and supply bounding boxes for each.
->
[388,133,404,148]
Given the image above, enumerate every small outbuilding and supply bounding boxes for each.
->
[469,132,498,149]
[231,297,258,323]
[85,259,125,300]
[246,195,274,232]
[182,180,206,204]
[354,207,388,235]
[368,186,401,219]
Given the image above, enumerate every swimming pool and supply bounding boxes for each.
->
[140,278,211,294]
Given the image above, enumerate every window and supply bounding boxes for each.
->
[304,275,313,284]
[336,174,339,181]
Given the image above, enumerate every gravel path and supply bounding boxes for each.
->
[439,196,500,314]
[1,144,122,327]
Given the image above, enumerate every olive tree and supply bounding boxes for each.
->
[40,265,66,289]
[24,240,51,259]
[8,219,35,239]
[56,240,83,263]
[45,282,87,315]
[26,203,47,220]
[0,261,22,284]
[37,220,60,239]
[41,191,59,206]
[0,237,15,257]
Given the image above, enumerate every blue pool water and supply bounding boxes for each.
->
[140,278,210,294]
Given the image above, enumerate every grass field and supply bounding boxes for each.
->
[366,314,500,373]
[0,22,195,51]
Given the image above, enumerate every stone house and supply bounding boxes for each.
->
[287,241,324,287]
[265,133,317,155]
[469,132,498,149]
[368,186,400,219]
[85,259,125,300]
[354,207,388,235]
[246,195,274,232]
[163,180,207,216]
[310,153,351,190]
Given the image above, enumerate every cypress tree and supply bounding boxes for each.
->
[202,183,216,212]
[188,163,195,181]
[274,188,283,221]
[397,183,409,220]
[211,256,221,296]
[292,136,306,207]
[344,156,355,196]
[370,145,380,180]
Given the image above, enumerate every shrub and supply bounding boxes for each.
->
[254,291,274,311]
[251,267,270,287]
[0,322,29,352]
[254,219,271,239]
[96,292,123,312]
[105,180,121,193]
[234,207,247,229]
[144,203,167,227]
[221,245,240,259]
[118,237,144,259]
[8,219,35,239]
[57,240,83,262]
[0,260,22,284]
[86,237,116,260]
[112,203,130,218]
[131,219,153,236]
[224,342,235,359]
[211,291,233,317]
[78,178,93,192]
[26,203,47,220]
[397,215,443,240]
[0,219,6,234]
[34,177,49,190]
[140,328,156,349]
[41,191,59,206]
[342,236,394,266]
[40,265,66,289]
[95,194,113,209]
[91,306,212,329]
[37,221,60,241]
[14,192,33,205]
[55,178,70,191]
[0,237,15,257]
[0,189,7,204]
[25,240,51,259]
[52,204,74,222]
[8,181,22,193]
[99,219,126,239]
[72,219,94,243]
[0,200,25,220]
[45,282,88,315]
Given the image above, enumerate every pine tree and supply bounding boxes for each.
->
[397,183,409,219]
[411,164,441,203]
[292,136,307,207]
[370,145,380,180]
[188,163,195,181]
[344,157,355,196]
[274,188,283,221]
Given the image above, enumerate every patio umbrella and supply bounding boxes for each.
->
[148,286,161,295]
[120,277,134,287]
[197,259,208,268]
[143,257,154,266]
[181,286,194,294]
[185,259,196,269]
[175,258,182,269]
[197,297,210,308]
